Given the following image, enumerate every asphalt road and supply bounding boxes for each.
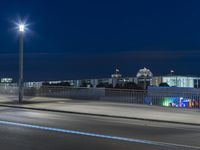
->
[0,107,199,150]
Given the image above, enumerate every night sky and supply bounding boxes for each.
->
[0,0,200,81]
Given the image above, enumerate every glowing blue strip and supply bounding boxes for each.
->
[0,120,199,149]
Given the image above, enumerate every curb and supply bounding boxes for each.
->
[0,104,199,126]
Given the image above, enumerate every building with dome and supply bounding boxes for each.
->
[136,67,153,89]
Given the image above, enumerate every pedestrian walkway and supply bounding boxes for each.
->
[0,95,199,125]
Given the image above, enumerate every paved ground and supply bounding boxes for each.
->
[0,95,199,125]
[0,106,200,150]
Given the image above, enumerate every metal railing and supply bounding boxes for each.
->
[36,86,105,100]
[0,85,199,108]
[147,90,200,108]
[104,88,147,104]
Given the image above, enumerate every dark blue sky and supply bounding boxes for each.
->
[1,0,200,81]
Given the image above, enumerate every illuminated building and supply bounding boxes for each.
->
[152,75,200,88]
[111,69,122,87]
[1,78,13,83]
[136,67,153,89]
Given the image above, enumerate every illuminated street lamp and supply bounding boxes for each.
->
[19,24,25,32]
[18,23,25,103]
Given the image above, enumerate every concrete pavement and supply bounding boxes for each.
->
[0,95,199,125]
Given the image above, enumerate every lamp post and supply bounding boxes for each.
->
[19,24,25,103]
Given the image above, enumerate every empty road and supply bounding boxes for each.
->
[0,106,199,150]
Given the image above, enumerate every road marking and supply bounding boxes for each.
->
[0,120,199,149]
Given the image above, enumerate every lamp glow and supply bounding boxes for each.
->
[19,24,25,32]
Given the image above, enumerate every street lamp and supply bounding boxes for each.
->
[19,24,25,32]
[18,23,25,103]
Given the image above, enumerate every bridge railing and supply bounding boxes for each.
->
[0,85,199,108]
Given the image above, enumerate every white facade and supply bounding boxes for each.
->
[161,76,200,88]
[1,78,13,83]
[24,82,43,89]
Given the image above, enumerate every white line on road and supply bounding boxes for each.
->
[0,120,199,149]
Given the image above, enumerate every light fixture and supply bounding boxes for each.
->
[19,24,25,32]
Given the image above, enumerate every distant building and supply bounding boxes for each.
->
[136,67,153,89]
[24,81,43,89]
[10,68,200,90]
[111,69,122,87]
[152,75,200,88]
[0,78,14,87]
[1,78,13,83]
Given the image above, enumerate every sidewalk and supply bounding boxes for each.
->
[0,95,199,125]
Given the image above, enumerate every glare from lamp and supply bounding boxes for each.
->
[19,24,25,32]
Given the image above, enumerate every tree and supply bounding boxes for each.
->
[80,81,93,87]
[113,82,142,90]
[96,82,113,88]
[80,81,87,87]
[96,82,106,88]
[114,83,123,89]
[59,81,71,86]
[159,82,169,87]
[123,82,143,89]
[42,81,50,86]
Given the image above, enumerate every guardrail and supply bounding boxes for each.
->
[36,86,105,100]
[0,85,199,108]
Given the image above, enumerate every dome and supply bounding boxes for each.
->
[136,67,153,78]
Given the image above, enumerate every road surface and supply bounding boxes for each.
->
[0,106,199,150]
